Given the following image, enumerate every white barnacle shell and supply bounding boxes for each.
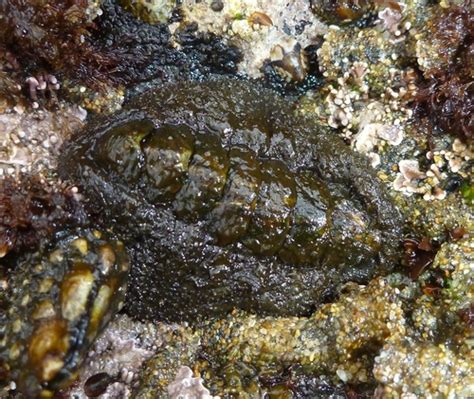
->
[270,38,308,82]
[168,366,219,399]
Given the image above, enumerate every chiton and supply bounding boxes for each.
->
[60,79,403,322]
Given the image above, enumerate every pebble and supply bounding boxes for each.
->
[337,369,349,382]
[210,0,224,12]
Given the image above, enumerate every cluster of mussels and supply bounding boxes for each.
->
[1,79,403,397]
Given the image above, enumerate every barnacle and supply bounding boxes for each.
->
[317,26,410,95]
[269,40,308,83]
[60,79,403,321]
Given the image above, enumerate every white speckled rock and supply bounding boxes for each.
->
[168,366,219,399]
[0,105,86,179]
[180,0,327,78]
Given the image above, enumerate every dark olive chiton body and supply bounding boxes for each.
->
[60,79,402,321]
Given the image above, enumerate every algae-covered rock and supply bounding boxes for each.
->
[132,237,472,398]
[317,26,410,96]
[374,237,473,398]
[132,276,407,397]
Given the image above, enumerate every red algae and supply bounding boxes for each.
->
[0,0,118,86]
[0,176,85,258]
[415,4,473,142]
